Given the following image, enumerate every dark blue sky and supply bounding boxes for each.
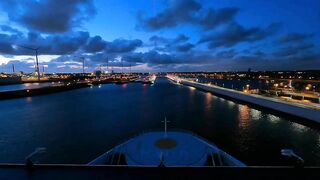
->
[0,0,319,72]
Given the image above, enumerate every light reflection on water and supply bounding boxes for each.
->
[204,93,213,110]
[291,122,308,133]
[203,93,213,120]
[227,100,235,108]
[250,109,262,121]
[23,83,39,87]
[268,114,281,124]
[238,105,250,130]
[25,97,32,103]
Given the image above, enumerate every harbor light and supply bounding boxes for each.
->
[246,84,250,91]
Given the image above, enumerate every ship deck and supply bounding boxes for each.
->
[89,131,245,166]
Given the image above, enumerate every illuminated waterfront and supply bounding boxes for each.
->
[0,78,319,166]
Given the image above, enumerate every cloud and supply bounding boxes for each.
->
[148,34,194,52]
[253,50,266,57]
[137,0,237,31]
[229,53,320,71]
[0,25,23,35]
[4,41,318,73]
[17,31,90,55]
[216,49,237,59]
[138,0,201,30]
[0,0,96,33]
[273,43,315,57]
[277,32,313,44]
[44,31,90,55]
[149,34,189,44]
[105,39,143,53]
[121,50,222,66]
[83,36,106,53]
[175,43,194,52]
[0,30,145,56]
[0,41,15,54]
[199,22,281,48]
[198,8,239,29]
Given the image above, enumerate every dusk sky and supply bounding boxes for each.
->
[0,0,319,73]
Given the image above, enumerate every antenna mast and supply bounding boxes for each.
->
[161,117,170,137]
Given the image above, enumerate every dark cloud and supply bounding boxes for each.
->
[0,25,23,35]
[149,34,189,45]
[0,42,15,54]
[199,22,281,48]
[138,0,237,31]
[120,50,223,66]
[83,36,106,53]
[27,31,41,41]
[149,35,170,44]
[273,43,314,57]
[199,8,238,29]
[143,50,174,64]
[175,34,189,42]
[148,34,194,52]
[228,53,320,71]
[253,50,266,57]
[0,0,96,33]
[0,33,23,54]
[0,31,89,55]
[175,43,194,52]
[216,49,237,59]
[22,31,90,55]
[138,0,201,30]
[0,30,144,56]
[105,39,143,53]
[277,32,313,44]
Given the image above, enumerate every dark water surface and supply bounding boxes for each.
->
[0,78,319,166]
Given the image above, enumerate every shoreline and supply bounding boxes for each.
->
[0,83,90,100]
[168,77,320,124]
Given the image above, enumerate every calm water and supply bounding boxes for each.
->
[0,78,319,166]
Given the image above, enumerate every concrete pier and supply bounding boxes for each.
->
[169,77,320,124]
[0,83,89,100]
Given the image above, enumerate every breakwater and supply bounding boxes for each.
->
[0,83,90,100]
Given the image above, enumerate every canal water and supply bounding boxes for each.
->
[0,78,319,166]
